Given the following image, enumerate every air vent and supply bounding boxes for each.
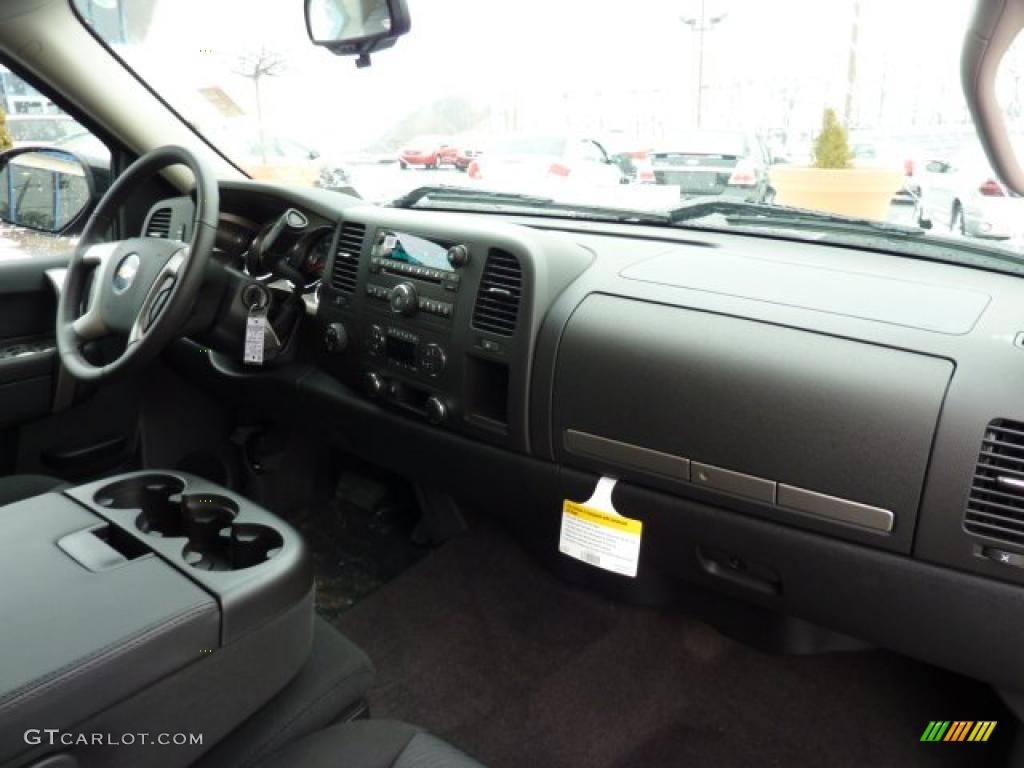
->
[330,221,366,293]
[146,207,172,238]
[472,249,522,336]
[965,419,1024,546]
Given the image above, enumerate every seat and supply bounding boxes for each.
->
[255,720,484,768]
[195,617,375,768]
[0,474,65,507]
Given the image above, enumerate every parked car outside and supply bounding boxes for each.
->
[232,134,354,193]
[648,130,773,202]
[466,133,623,189]
[436,139,458,167]
[599,136,655,182]
[398,135,455,169]
[914,145,1024,239]
[6,114,82,147]
[453,133,487,171]
[849,136,921,200]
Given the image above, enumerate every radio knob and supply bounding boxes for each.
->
[324,322,348,353]
[390,282,418,316]
[365,372,387,398]
[425,396,448,425]
[447,244,470,269]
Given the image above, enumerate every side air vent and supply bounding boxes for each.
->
[330,221,366,293]
[146,207,172,238]
[965,419,1024,546]
[472,249,522,336]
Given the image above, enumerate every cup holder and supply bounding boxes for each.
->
[93,475,283,572]
[183,523,283,572]
[93,475,187,538]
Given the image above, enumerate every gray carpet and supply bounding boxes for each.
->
[332,523,1012,768]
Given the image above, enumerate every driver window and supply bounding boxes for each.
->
[0,65,110,261]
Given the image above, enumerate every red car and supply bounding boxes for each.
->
[399,135,455,169]
[455,146,483,171]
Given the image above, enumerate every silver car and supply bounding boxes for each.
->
[914,147,1024,239]
[649,130,773,203]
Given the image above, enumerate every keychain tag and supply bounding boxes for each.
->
[244,306,267,365]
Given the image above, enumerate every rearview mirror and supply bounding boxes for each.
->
[0,148,97,233]
[305,0,411,68]
[962,0,1024,195]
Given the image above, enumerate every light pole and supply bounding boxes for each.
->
[681,0,727,128]
[844,0,862,126]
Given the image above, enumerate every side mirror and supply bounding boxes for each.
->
[305,0,411,68]
[0,148,97,234]
[925,160,950,174]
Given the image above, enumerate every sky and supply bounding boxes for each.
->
[102,0,987,157]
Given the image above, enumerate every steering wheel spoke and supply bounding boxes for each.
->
[128,247,188,345]
[69,242,119,343]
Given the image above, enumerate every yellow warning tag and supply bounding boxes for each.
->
[559,497,642,577]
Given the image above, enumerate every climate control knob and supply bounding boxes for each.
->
[425,396,448,425]
[364,372,387,399]
[419,343,447,377]
[324,323,348,353]
[390,282,418,316]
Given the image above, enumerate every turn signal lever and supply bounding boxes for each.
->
[257,209,308,291]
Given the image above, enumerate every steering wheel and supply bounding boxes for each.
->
[56,146,219,382]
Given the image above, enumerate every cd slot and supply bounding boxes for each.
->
[379,258,448,284]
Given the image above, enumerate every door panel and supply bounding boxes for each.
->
[0,254,63,430]
[0,64,143,482]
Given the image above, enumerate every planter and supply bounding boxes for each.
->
[769,166,904,220]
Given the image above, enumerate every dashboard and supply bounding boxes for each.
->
[145,180,1024,696]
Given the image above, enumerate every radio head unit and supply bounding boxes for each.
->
[373,230,455,275]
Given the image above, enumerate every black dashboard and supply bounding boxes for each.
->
[146,180,1024,696]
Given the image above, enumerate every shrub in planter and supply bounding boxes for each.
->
[770,107,902,220]
[812,108,852,169]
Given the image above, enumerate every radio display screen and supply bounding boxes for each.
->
[386,335,418,366]
[379,231,453,272]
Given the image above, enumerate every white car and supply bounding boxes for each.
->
[466,134,623,191]
[914,146,1024,239]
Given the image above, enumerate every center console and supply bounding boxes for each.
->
[0,471,314,768]
[314,208,594,453]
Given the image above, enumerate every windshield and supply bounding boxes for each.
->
[72,0,1024,261]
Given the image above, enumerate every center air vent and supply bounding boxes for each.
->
[330,221,366,293]
[472,249,522,336]
[146,207,172,238]
[964,419,1024,546]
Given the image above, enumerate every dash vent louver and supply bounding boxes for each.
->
[330,222,366,293]
[146,207,172,238]
[472,249,522,336]
[964,419,1024,546]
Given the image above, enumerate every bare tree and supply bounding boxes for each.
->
[232,48,287,162]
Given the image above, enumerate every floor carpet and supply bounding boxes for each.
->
[326,522,1012,768]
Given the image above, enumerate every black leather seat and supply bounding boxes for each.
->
[0,474,65,507]
[256,720,483,768]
